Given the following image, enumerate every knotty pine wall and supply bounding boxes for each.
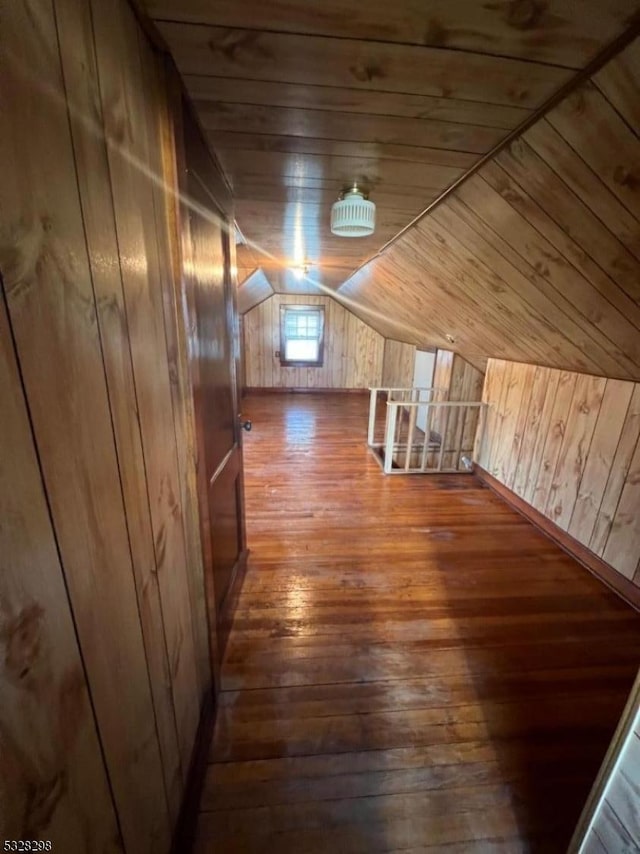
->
[243,294,384,389]
[0,0,211,849]
[433,349,485,469]
[381,339,416,387]
[478,359,640,587]
[433,349,485,401]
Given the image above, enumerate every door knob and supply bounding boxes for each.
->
[240,418,252,432]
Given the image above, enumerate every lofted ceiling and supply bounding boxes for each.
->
[143,0,639,297]
[339,36,640,380]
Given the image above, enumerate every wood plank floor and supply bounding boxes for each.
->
[194,392,640,853]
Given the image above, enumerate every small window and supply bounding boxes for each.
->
[279,305,325,367]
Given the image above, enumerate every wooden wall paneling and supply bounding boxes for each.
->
[501,362,536,488]
[368,321,385,388]
[459,360,484,466]
[175,123,247,677]
[569,381,635,545]
[151,54,211,705]
[330,298,346,387]
[243,301,259,385]
[494,137,640,307]
[531,371,578,513]
[145,0,637,67]
[547,84,640,222]
[432,349,454,396]
[474,360,494,466]
[255,297,271,388]
[0,0,170,848]
[169,88,223,692]
[237,268,273,314]
[489,362,523,483]
[91,0,200,779]
[430,350,484,467]
[239,315,246,392]
[176,107,247,676]
[431,349,453,446]
[264,297,277,387]
[525,120,640,263]
[256,297,280,388]
[0,293,122,852]
[544,374,607,530]
[479,360,640,598]
[243,294,384,389]
[442,354,464,468]
[521,369,562,506]
[603,433,640,579]
[54,0,184,823]
[480,364,503,468]
[482,360,512,477]
[381,340,416,388]
[512,366,550,497]
[590,386,640,556]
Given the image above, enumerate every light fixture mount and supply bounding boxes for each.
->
[331,183,376,237]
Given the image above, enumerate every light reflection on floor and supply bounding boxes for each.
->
[284,401,317,445]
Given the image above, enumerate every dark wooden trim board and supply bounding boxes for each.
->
[170,690,215,854]
[244,387,369,395]
[475,466,640,612]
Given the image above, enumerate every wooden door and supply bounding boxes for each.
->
[183,118,248,661]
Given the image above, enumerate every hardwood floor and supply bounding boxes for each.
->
[194,392,640,853]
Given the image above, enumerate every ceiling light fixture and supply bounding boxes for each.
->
[331,184,376,237]
[291,262,310,280]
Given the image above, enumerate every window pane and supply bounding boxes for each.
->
[285,339,319,361]
[285,312,320,339]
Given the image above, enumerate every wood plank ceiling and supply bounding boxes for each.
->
[338,36,640,380]
[144,0,638,295]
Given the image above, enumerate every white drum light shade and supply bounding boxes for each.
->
[330,186,376,237]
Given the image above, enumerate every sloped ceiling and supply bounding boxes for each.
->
[338,37,640,381]
[143,0,639,296]
[237,268,273,314]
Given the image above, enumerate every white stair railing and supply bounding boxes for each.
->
[368,387,487,475]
